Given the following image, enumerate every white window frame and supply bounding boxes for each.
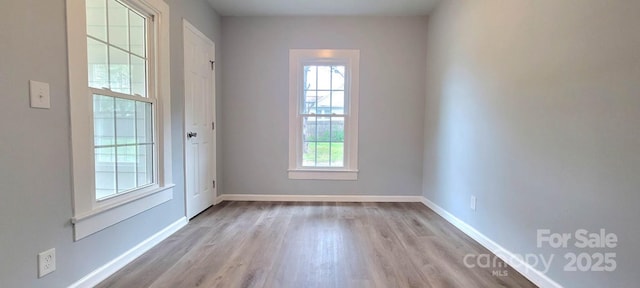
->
[288,49,360,180]
[66,0,173,240]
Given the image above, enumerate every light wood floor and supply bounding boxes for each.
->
[98,202,537,288]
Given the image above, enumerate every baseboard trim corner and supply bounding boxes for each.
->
[419,197,562,288]
[68,217,188,288]
[220,194,423,203]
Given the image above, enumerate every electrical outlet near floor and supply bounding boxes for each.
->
[38,248,56,278]
[470,195,477,211]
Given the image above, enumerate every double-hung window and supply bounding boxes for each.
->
[67,0,172,240]
[88,0,155,200]
[288,50,360,180]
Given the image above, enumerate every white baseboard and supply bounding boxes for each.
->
[220,194,423,203]
[214,195,224,205]
[68,217,188,288]
[420,197,562,288]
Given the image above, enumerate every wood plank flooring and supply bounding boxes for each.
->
[97,202,537,288]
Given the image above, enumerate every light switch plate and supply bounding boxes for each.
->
[30,80,50,109]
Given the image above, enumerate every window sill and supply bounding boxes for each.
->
[72,184,175,241]
[288,169,358,180]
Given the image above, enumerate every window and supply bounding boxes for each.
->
[288,50,360,180]
[88,0,155,200]
[67,0,173,240]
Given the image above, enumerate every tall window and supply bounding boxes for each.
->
[67,0,172,240]
[86,0,155,200]
[302,65,346,167]
[289,50,360,180]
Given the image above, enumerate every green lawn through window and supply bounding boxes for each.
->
[303,142,344,167]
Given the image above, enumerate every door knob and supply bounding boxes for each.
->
[187,132,198,139]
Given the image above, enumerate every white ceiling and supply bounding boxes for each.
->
[207,0,440,16]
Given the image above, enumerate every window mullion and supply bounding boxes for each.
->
[146,16,153,99]
[328,115,332,167]
[329,67,333,166]
[105,0,111,90]
[127,10,133,95]
[329,67,333,109]
[314,113,318,167]
[311,66,318,167]
[112,97,119,194]
[133,100,139,188]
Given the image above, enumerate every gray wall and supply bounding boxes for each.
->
[166,0,223,198]
[423,1,640,287]
[0,0,220,287]
[221,16,427,196]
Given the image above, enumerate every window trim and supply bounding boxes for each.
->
[67,0,172,240]
[288,49,360,180]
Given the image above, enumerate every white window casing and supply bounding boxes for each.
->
[66,0,173,240]
[288,49,360,180]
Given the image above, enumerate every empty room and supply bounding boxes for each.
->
[1,0,638,287]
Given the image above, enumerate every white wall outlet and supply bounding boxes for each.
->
[38,248,56,278]
[470,195,477,211]
[29,80,50,109]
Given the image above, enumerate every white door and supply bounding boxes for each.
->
[184,20,216,219]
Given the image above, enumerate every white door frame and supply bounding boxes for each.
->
[182,19,216,219]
